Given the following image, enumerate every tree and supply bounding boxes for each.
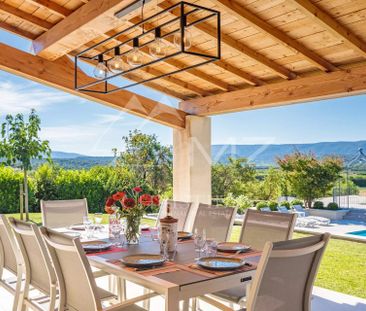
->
[0,109,51,220]
[212,157,256,197]
[277,152,343,208]
[115,130,172,194]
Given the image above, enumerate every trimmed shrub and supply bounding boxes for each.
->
[268,201,278,211]
[256,201,268,211]
[279,201,290,209]
[327,202,339,210]
[223,193,252,214]
[291,199,304,207]
[313,201,324,209]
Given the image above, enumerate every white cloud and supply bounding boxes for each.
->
[0,80,77,114]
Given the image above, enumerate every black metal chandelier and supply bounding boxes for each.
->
[74,1,221,94]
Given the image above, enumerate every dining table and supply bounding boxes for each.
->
[59,226,261,311]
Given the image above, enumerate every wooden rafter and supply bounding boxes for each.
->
[0,21,38,40]
[180,66,366,115]
[0,43,187,129]
[32,0,152,60]
[289,0,366,58]
[212,0,338,72]
[0,2,53,31]
[25,0,73,18]
[158,2,296,80]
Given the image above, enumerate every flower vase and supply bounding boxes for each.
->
[125,216,141,245]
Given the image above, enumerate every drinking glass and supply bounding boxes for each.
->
[194,229,206,259]
[83,216,94,239]
[94,213,103,234]
[110,221,123,247]
[150,227,159,241]
[206,239,218,257]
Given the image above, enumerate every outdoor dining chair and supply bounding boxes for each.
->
[40,227,155,311]
[239,209,297,251]
[156,199,192,231]
[192,203,237,242]
[200,209,297,309]
[8,218,57,311]
[40,198,88,228]
[0,215,22,311]
[243,233,330,311]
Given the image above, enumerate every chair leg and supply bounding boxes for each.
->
[117,278,126,302]
[142,287,151,310]
[191,297,197,311]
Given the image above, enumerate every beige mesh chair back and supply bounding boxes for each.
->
[40,227,149,311]
[0,215,18,276]
[192,204,237,242]
[156,200,192,231]
[239,209,297,251]
[0,215,23,311]
[8,218,57,311]
[41,198,88,228]
[245,234,330,311]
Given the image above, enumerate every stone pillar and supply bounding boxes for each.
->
[173,116,211,228]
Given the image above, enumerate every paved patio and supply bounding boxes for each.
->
[1,275,365,311]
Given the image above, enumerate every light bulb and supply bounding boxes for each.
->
[149,38,167,58]
[127,38,143,67]
[174,29,192,49]
[127,48,143,67]
[93,55,108,79]
[108,55,126,73]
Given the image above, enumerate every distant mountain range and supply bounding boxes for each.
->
[212,140,366,166]
[49,140,366,169]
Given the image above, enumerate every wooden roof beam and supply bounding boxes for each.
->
[212,0,337,72]
[180,66,366,116]
[0,21,38,40]
[289,0,366,58]
[0,43,186,129]
[25,0,73,18]
[158,2,296,80]
[32,0,143,60]
[0,2,53,31]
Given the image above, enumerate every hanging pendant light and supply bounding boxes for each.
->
[108,47,126,73]
[149,27,167,59]
[174,15,192,49]
[127,38,143,67]
[93,55,108,79]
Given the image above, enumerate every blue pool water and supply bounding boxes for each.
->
[347,230,366,237]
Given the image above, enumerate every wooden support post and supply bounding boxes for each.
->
[173,116,211,229]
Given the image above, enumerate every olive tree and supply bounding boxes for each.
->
[277,152,343,208]
[0,109,51,220]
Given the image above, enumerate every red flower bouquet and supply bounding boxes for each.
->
[105,187,159,244]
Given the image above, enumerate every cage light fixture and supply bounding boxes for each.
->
[74,1,221,94]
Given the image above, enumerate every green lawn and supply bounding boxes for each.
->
[6,213,366,299]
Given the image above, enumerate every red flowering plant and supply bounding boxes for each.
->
[105,187,160,244]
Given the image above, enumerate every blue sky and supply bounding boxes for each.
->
[0,30,366,156]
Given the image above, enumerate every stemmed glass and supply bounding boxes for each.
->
[194,229,207,259]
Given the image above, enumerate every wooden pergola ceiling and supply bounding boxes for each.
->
[0,0,365,129]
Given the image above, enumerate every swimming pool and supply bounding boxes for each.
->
[347,230,366,237]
